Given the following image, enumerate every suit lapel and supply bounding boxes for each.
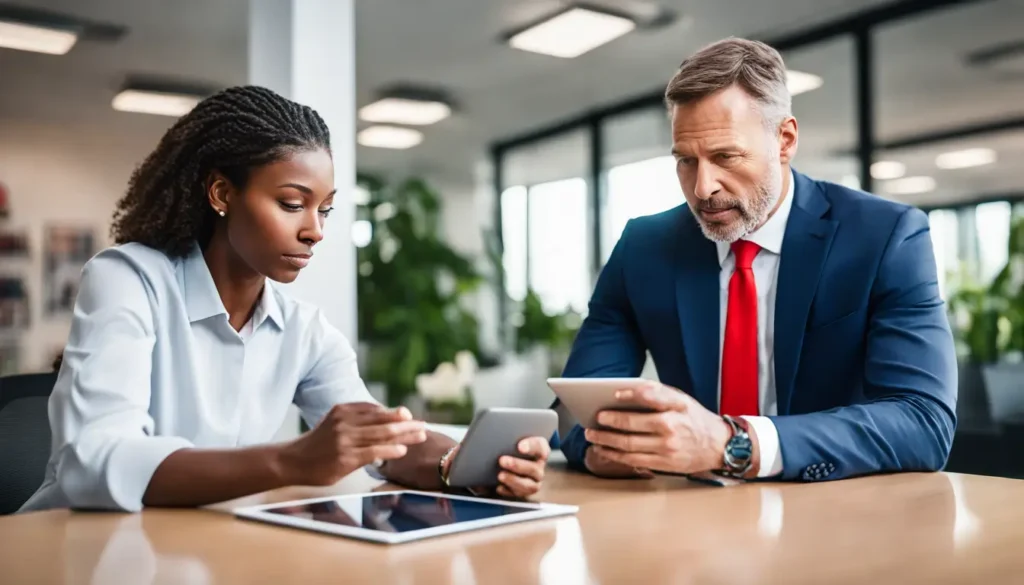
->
[773,173,838,414]
[675,211,721,412]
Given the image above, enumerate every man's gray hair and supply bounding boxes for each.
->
[664,37,792,130]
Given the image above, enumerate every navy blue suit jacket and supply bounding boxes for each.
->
[558,171,958,481]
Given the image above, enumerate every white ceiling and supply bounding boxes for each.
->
[1,0,1022,206]
[0,0,246,142]
[354,0,897,186]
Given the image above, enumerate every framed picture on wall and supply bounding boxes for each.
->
[0,341,19,376]
[0,230,29,257]
[0,277,29,331]
[0,181,10,219]
[43,226,95,316]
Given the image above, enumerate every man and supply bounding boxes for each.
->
[557,38,957,482]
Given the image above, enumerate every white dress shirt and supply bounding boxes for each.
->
[713,171,795,478]
[19,241,376,513]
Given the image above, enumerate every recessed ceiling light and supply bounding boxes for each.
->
[870,160,906,180]
[357,126,423,149]
[786,70,823,96]
[885,176,936,195]
[507,5,636,59]
[0,19,78,54]
[935,147,996,170]
[359,97,451,126]
[112,88,202,117]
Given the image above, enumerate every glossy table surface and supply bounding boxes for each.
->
[3,464,1023,584]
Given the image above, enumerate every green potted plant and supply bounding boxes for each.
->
[355,173,484,412]
[480,227,582,372]
[950,216,1024,423]
[513,289,582,376]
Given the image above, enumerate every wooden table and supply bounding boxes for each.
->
[3,465,1023,584]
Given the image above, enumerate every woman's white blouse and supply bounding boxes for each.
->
[19,241,376,513]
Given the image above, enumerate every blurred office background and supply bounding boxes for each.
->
[0,0,1022,472]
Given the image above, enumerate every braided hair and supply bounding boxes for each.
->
[110,85,331,257]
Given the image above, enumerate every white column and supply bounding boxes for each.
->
[249,0,358,438]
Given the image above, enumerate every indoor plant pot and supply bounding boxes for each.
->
[981,362,1024,423]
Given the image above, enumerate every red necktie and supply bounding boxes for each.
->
[721,240,760,417]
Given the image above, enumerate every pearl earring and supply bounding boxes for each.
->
[218,209,226,217]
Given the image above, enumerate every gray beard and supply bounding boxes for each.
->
[698,164,783,243]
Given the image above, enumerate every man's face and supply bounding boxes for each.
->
[670,85,795,243]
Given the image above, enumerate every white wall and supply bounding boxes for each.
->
[435,163,506,358]
[0,118,168,373]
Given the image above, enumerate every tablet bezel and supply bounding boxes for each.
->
[233,490,578,545]
[546,377,653,429]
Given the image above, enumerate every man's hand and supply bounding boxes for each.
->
[583,382,756,476]
[442,436,551,499]
[584,444,655,479]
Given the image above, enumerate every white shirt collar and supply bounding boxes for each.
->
[181,240,283,329]
[716,169,795,266]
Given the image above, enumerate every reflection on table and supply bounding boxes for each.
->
[1,466,1019,585]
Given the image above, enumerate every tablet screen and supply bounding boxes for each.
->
[263,493,533,533]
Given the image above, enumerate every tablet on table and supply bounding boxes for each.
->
[234,490,578,544]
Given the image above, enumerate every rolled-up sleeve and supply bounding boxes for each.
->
[293,311,378,429]
[50,251,192,512]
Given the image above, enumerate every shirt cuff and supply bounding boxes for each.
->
[105,436,193,512]
[741,415,783,478]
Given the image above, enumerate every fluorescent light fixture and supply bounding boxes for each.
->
[507,6,636,58]
[112,89,202,117]
[359,97,451,126]
[0,19,78,54]
[870,160,906,180]
[357,125,423,149]
[885,176,936,195]
[786,70,823,96]
[935,147,997,170]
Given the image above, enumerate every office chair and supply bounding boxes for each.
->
[0,372,56,515]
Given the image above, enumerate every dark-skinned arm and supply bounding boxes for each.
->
[143,445,289,507]
[377,430,458,490]
[144,403,425,507]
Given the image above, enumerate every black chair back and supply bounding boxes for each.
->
[0,372,57,515]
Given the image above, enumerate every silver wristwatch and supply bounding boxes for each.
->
[717,415,754,477]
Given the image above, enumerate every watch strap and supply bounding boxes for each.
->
[438,446,458,487]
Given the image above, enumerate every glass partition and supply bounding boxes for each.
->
[780,36,858,189]
[875,0,1024,299]
[600,106,678,264]
[500,129,593,314]
[494,0,1024,354]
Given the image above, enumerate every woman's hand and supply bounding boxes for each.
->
[442,436,551,499]
[277,403,427,486]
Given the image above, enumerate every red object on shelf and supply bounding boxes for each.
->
[0,182,9,218]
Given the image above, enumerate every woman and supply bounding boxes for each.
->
[19,86,549,513]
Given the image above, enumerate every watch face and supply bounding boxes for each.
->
[728,435,753,462]
[724,419,753,474]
